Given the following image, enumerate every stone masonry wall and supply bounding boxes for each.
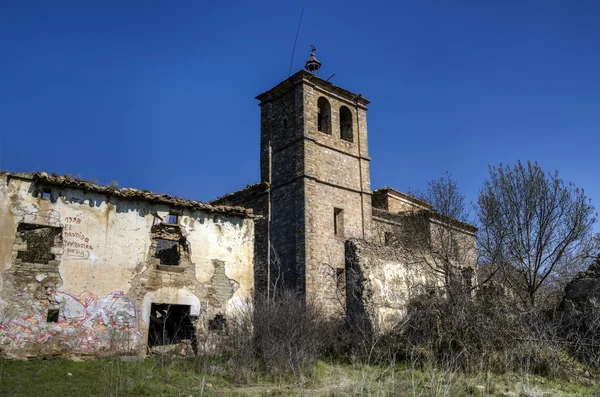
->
[257,81,307,293]
[372,189,432,214]
[302,81,373,315]
[245,71,374,313]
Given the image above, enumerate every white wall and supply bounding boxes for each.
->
[0,174,254,357]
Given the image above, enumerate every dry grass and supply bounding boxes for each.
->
[0,358,595,397]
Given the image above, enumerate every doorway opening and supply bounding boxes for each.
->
[148,303,196,349]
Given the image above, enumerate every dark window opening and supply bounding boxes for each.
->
[317,97,331,134]
[167,214,179,225]
[283,118,288,129]
[47,309,59,323]
[334,208,344,237]
[155,238,181,266]
[42,189,51,200]
[340,106,353,142]
[148,303,197,349]
[208,314,228,332]
[16,223,62,264]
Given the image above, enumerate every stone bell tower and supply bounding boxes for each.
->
[256,47,372,310]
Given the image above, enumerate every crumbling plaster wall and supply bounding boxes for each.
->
[0,175,253,358]
[345,239,440,333]
[210,184,269,297]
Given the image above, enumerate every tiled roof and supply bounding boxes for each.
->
[210,182,268,205]
[1,171,252,216]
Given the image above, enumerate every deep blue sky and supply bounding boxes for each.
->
[1,1,598,230]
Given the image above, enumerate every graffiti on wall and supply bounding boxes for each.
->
[62,216,95,260]
[18,208,96,261]
[0,291,144,352]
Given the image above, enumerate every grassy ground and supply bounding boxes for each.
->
[0,357,596,397]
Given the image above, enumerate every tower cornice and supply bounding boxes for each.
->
[256,70,370,109]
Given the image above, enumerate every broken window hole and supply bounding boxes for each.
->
[16,223,62,264]
[167,214,179,225]
[41,189,51,200]
[155,238,181,266]
[208,314,227,332]
[148,303,196,348]
[47,309,59,323]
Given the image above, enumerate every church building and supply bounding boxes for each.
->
[212,49,477,324]
[0,49,476,358]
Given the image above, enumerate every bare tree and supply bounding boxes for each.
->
[378,172,477,297]
[477,160,596,308]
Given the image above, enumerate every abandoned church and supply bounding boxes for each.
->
[0,51,476,358]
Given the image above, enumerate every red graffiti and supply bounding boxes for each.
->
[0,291,143,352]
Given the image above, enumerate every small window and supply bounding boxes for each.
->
[42,189,51,200]
[340,106,353,142]
[283,118,288,129]
[167,214,179,225]
[47,309,59,323]
[155,238,181,266]
[208,314,227,332]
[334,208,344,237]
[317,97,331,134]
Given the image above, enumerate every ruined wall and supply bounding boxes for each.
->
[373,208,477,271]
[345,239,439,333]
[363,212,477,330]
[0,174,254,358]
[211,184,269,296]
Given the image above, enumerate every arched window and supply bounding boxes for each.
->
[340,106,353,142]
[317,97,331,134]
